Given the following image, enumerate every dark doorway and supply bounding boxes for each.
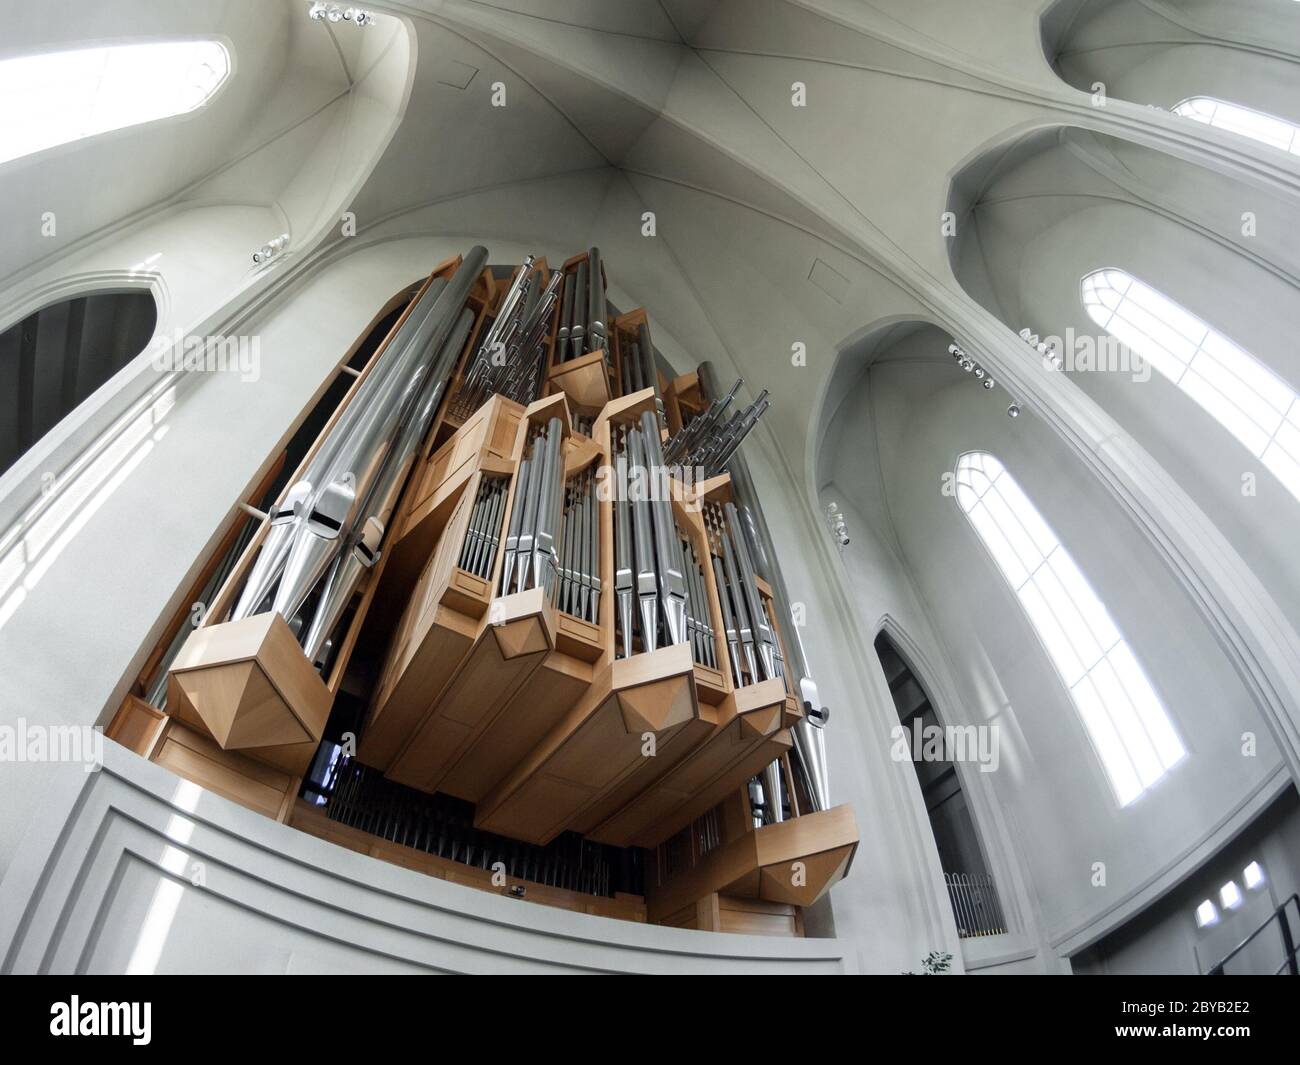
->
[875,631,1006,937]
[0,290,157,476]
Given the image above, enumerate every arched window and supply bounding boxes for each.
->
[1081,268,1300,500]
[1172,97,1300,156]
[0,40,230,167]
[954,452,1185,805]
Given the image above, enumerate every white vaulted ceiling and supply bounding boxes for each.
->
[6,0,1298,489]
[2,0,1300,970]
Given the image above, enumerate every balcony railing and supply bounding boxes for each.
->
[945,872,1006,938]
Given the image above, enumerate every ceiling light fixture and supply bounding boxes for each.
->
[825,502,850,547]
[1020,325,1062,368]
[309,3,375,26]
[253,233,290,265]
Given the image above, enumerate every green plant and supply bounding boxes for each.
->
[903,950,953,975]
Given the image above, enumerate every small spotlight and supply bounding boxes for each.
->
[253,232,291,264]
[1243,861,1265,890]
[1219,881,1243,910]
[1195,899,1218,928]
[310,2,374,25]
[1007,403,1020,418]
[982,378,995,390]
[825,502,850,547]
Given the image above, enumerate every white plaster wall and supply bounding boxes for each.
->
[1072,786,1300,974]
[2,0,1300,974]
[822,336,1288,954]
[1052,0,1300,122]
[0,237,455,881]
[0,744,849,974]
[0,2,413,528]
[952,132,1300,673]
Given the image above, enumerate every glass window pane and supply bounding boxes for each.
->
[980,486,1045,577]
[1180,369,1273,456]
[1200,331,1293,416]
[1033,559,1105,670]
[1019,580,1088,688]
[1089,657,1165,788]
[1073,676,1145,806]
[0,41,230,167]
[1047,548,1121,652]
[955,452,1183,805]
[1080,268,1300,496]
[1173,96,1300,154]
[967,501,1030,588]
[1108,642,1186,769]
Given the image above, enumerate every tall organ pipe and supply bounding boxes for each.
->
[234,276,448,619]
[302,307,476,664]
[696,361,830,813]
[232,246,489,648]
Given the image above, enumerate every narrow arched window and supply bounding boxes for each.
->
[1082,268,1300,499]
[954,452,1185,805]
[1172,97,1300,156]
[0,40,230,167]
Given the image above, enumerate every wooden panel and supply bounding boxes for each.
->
[106,695,166,756]
[717,894,803,938]
[387,588,556,797]
[474,644,711,844]
[548,349,612,409]
[656,894,721,932]
[591,724,795,849]
[289,801,646,923]
[152,721,298,822]
[438,648,593,802]
[587,679,793,848]
[166,611,331,775]
[646,804,859,922]
[361,481,482,770]
[387,396,522,601]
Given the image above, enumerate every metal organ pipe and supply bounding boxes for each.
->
[231,245,489,663]
[695,362,831,814]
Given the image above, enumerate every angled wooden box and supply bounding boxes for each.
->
[167,611,331,775]
[474,642,715,845]
[646,804,859,923]
[587,677,800,848]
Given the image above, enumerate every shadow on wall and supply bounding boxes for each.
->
[1040,0,1300,122]
[811,318,936,491]
[943,121,1300,330]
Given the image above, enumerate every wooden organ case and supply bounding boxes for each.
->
[109,249,858,938]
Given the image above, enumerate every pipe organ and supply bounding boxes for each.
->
[109,248,857,937]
